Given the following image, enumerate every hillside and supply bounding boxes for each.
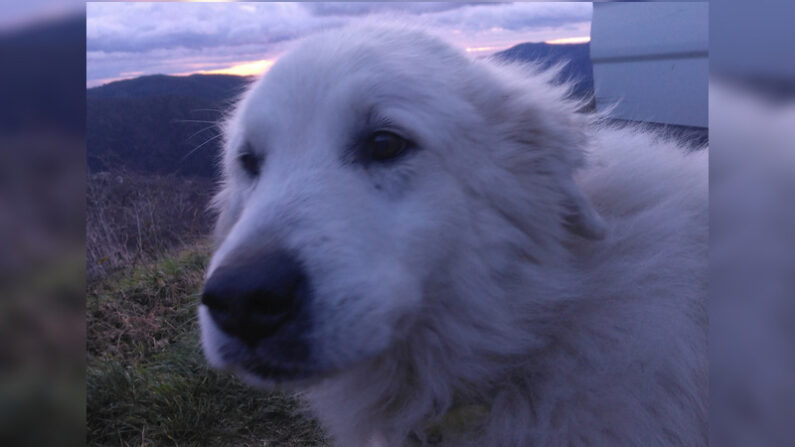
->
[87,74,251,177]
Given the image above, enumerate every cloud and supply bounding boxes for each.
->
[421,2,592,33]
[86,2,336,53]
[86,2,592,86]
[301,2,483,17]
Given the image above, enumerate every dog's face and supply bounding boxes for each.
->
[199,25,604,386]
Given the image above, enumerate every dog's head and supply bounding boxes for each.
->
[199,24,604,386]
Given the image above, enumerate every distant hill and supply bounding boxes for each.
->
[87,74,251,177]
[88,74,251,102]
[87,43,594,178]
[493,42,594,99]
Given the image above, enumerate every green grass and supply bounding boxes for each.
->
[87,244,327,446]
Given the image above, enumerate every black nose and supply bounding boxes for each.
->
[201,251,309,346]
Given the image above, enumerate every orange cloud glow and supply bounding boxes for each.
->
[195,59,275,77]
[465,45,505,53]
[545,36,591,45]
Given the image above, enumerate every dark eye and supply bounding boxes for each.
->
[238,151,261,177]
[367,131,409,162]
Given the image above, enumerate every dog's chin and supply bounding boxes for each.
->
[217,336,386,390]
[205,337,327,387]
[205,333,330,385]
[200,308,356,388]
[233,364,328,390]
[199,305,394,388]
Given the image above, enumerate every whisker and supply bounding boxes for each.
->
[172,119,218,124]
[180,133,224,163]
[185,124,219,142]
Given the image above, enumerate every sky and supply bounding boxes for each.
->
[0,0,83,29]
[86,2,593,87]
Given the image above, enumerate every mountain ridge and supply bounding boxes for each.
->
[88,73,253,102]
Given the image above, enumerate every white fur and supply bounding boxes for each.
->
[199,24,707,446]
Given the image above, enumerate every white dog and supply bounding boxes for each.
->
[199,24,707,447]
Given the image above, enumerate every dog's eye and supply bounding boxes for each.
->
[238,151,261,177]
[367,131,409,162]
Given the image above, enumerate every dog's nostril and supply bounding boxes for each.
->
[201,251,309,345]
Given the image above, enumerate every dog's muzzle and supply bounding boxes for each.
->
[201,250,309,347]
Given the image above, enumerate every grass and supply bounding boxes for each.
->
[87,243,328,446]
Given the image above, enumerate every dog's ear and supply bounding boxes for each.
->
[469,60,607,240]
[560,178,606,240]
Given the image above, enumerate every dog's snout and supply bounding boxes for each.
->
[202,251,308,346]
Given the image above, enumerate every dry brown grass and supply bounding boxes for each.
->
[86,171,215,280]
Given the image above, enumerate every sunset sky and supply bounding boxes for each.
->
[86,2,593,87]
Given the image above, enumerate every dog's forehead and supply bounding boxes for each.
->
[245,28,467,117]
